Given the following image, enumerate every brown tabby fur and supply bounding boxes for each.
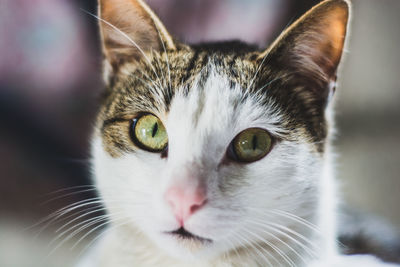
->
[96,0,348,158]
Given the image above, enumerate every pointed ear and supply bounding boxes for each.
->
[98,0,175,75]
[260,0,350,86]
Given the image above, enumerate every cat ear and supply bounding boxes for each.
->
[98,0,175,75]
[260,0,350,89]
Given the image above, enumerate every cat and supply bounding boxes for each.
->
[78,0,399,266]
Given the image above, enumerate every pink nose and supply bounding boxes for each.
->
[165,186,207,225]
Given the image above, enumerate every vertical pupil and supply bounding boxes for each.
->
[252,134,258,150]
[151,122,158,137]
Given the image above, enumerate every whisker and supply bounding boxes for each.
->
[43,216,110,264]
[70,219,111,250]
[234,231,274,267]
[242,227,295,267]
[42,185,96,197]
[30,198,104,236]
[70,216,128,250]
[270,209,320,233]
[55,207,108,234]
[267,222,319,250]
[246,219,313,264]
[76,219,132,259]
[40,188,97,206]
[247,207,320,234]
[55,215,109,245]
[42,204,104,232]
[267,223,318,258]
[225,234,250,266]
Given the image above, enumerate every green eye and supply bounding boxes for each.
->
[131,114,168,152]
[229,128,272,163]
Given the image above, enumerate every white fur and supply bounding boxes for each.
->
[84,68,398,267]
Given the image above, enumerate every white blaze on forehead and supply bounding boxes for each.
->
[165,66,285,166]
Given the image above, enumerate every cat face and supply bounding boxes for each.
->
[93,0,349,263]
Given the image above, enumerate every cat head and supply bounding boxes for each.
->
[92,0,349,262]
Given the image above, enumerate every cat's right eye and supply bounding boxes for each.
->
[227,128,272,163]
[130,114,168,152]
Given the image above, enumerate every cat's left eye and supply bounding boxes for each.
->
[130,114,168,152]
[227,128,272,163]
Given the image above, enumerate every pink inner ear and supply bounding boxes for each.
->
[313,7,348,74]
[287,6,349,82]
[259,1,349,80]
[98,0,175,71]
[100,0,159,51]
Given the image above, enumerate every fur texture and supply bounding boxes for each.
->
[78,0,395,266]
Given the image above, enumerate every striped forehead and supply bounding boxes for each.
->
[101,49,256,121]
[165,66,285,162]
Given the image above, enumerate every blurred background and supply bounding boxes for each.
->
[0,0,399,266]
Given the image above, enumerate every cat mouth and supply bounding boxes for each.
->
[166,227,212,243]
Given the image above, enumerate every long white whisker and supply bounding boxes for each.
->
[43,215,109,262]
[246,219,313,264]
[26,197,101,232]
[55,207,108,234]
[242,227,295,267]
[33,199,104,238]
[247,207,320,234]
[226,234,252,266]
[270,209,320,233]
[247,209,322,258]
[42,185,96,197]
[76,219,132,259]
[263,222,318,258]
[41,188,97,205]
[267,222,319,250]
[234,231,274,267]
[71,220,111,250]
